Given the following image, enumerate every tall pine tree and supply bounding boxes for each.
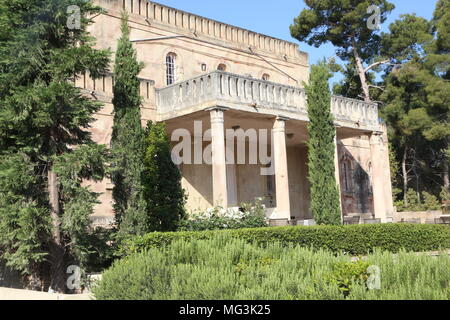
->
[290,0,395,102]
[305,61,342,225]
[0,0,110,292]
[110,15,148,237]
[381,8,450,204]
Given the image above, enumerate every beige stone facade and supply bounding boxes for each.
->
[83,0,394,225]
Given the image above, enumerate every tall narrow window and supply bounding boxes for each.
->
[341,156,353,194]
[343,162,350,192]
[367,162,373,195]
[166,52,177,85]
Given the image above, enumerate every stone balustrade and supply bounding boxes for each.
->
[75,70,380,131]
[331,95,379,128]
[157,71,380,130]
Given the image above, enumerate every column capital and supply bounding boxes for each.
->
[369,132,384,146]
[205,106,230,113]
[273,117,290,132]
[275,116,290,122]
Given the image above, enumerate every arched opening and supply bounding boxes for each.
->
[217,63,227,71]
[262,73,270,81]
[341,154,354,194]
[166,52,177,85]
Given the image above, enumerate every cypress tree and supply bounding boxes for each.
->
[0,0,110,291]
[305,61,342,225]
[143,122,186,232]
[110,15,148,236]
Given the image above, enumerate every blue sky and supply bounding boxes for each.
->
[153,0,438,85]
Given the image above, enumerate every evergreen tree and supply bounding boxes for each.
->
[290,0,395,102]
[143,122,186,232]
[110,15,148,237]
[0,0,110,292]
[381,9,450,204]
[333,58,379,100]
[305,61,342,225]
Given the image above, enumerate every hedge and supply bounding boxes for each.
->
[120,224,450,256]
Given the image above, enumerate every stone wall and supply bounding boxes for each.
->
[393,211,443,224]
[80,0,392,221]
[91,0,309,89]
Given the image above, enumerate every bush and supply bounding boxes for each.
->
[95,236,450,300]
[328,260,370,297]
[120,223,450,257]
[179,199,268,231]
[396,189,442,212]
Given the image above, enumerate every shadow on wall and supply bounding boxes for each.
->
[339,145,374,216]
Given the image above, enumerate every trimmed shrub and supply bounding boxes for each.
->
[120,224,450,257]
[95,236,450,300]
[179,199,268,231]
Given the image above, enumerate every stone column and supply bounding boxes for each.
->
[369,129,394,222]
[210,108,228,208]
[334,134,344,223]
[273,117,291,220]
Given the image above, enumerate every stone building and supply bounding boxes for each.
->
[82,0,394,226]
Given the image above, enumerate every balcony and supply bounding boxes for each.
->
[156,71,381,132]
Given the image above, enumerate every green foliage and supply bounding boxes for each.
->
[120,224,450,258]
[110,15,147,237]
[143,122,186,232]
[75,227,117,274]
[433,0,450,55]
[441,187,450,202]
[291,0,395,101]
[396,189,441,212]
[0,0,110,288]
[380,6,450,205]
[381,14,434,62]
[0,153,50,276]
[290,0,394,61]
[332,58,378,99]
[423,192,442,211]
[95,236,450,300]
[328,260,370,297]
[305,61,341,225]
[179,199,268,231]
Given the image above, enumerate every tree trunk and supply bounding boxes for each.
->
[402,147,409,207]
[444,142,449,189]
[47,167,66,293]
[352,44,371,103]
[444,161,449,189]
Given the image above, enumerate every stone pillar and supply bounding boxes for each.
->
[226,143,238,207]
[273,117,291,220]
[380,125,395,219]
[334,134,344,223]
[370,128,394,222]
[210,108,228,208]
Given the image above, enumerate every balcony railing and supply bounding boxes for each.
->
[156,71,380,130]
